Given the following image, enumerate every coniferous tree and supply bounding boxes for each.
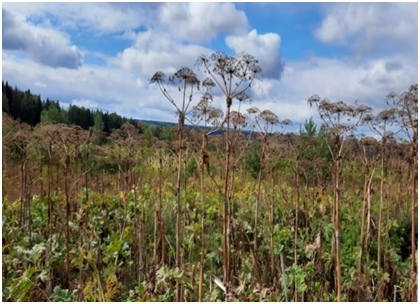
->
[3,92,10,114]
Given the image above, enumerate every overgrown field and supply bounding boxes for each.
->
[2,53,417,302]
[2,118,417,302]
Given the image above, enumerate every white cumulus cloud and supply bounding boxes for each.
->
[226,30,283,79]
[159,2,248,43]
[315,3,417,55]
[2,8,82,69]
[2,2,158,35]
[113,30,212,79]
[70,99,99,109]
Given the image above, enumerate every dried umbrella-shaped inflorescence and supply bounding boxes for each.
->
[230,111,247,129]
[235,91,250,103]
[370,108,401,141]
[360,136,380,156]
[210,52,237,76]
[197,52,261,100]
[308,96,372,136]
[361,113,374,125]
[150,71,166,83]
[360,136,379,147]
[192,93,213,121]
[171,67,200,88]
[236,52,262,79]
[248,107,283,135]
[202,77,216,89]
[247,106,260,115]
[191,76,223,129]
[376,108,398,122]
[258,109,280,125]
[280,119,292,126]
[150,67,200,113]
[207,108,224,127]
[191,93,224,128]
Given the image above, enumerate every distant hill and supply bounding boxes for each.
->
[139,119,258,137]
[140,119,177,128]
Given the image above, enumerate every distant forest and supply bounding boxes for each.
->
[2,81,139,133]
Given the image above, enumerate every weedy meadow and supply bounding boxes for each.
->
[2,53,417,302]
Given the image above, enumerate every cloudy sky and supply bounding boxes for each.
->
[2,1,418,132]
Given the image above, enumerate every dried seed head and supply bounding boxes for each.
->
[150,71,166,83]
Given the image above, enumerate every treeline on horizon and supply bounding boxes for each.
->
[2,81,139,133]
[2,81,259,141]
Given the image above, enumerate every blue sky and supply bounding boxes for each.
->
[2,2,418,133]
